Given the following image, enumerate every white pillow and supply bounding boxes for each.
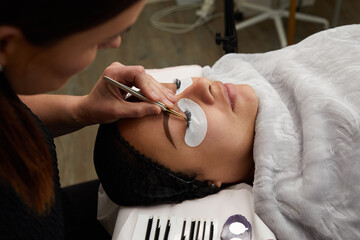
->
[145,65,203,83]
[108,183,275,240]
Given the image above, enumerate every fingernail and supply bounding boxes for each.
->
[151,91,160,100]
[168,92,177,102]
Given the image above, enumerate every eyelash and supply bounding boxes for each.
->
[174,78,181,90]
[174,79,191,127]
[185,109,192,128]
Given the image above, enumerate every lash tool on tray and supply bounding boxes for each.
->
[103,76,187,121]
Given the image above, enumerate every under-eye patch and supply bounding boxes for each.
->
[178,98,207,147]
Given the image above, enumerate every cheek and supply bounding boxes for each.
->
[70,48,97,73]
[56,47,98,78]
[203,122,235,161]
[203,108,232,142]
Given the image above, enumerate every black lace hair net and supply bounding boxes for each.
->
[94,122,220,206]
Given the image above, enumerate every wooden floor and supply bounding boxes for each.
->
[55,0,360,186]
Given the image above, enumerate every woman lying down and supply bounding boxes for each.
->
[94,25,360,240]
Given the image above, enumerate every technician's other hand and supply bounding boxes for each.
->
[78,62,177,125]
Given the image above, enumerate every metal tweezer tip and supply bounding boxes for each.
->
[166,109,187,121]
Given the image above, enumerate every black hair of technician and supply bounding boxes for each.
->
[0,0,141,46]
[94,122,221,206]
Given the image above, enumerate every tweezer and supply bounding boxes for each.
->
[103,76,187,121]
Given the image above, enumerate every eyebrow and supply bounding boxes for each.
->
[163,112,177,149]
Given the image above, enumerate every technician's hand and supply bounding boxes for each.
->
[78,62,177,124]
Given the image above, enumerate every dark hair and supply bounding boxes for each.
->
[0,72,54,214]
[0,0,141,214]
[94,123,220,206]
[0,0,141,45]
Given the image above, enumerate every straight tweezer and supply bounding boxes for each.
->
[103,76,187,121]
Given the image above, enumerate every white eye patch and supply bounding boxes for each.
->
[176,77,193,94]
[177,98,207,147]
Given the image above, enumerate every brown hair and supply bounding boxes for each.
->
[0,0,141,214]
[0,73,54,214]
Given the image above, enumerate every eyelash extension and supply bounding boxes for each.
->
[185,109,191,129]
[174,78,181,90]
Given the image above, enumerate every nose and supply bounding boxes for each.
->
[109,36,121,48]
[180,77,214,105]
[98,36,122,49]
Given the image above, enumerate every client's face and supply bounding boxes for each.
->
[117,77,258,187]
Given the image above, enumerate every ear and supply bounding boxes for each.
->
[0,25,22,67]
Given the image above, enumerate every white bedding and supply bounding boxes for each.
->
[202,24,360,239]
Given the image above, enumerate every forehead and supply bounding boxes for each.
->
[117,110,201,167]
[62,0,145,44]
[117,114,174,156]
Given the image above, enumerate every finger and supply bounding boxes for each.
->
[103,63,176,107]
[103,64,160,99]
[162,83,177,93]
[102,62,126,78]
[135,74,177,108]
[118,66,176,104]
[115,101,162,119]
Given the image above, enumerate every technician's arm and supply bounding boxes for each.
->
[19,94,91,137]
[19,63,176,137]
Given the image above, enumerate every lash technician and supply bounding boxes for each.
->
[0,1,176,239]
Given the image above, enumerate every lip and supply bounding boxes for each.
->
[224,83,236,111]
[217,82,235,111]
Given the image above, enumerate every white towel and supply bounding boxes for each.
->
[202,24,360,240]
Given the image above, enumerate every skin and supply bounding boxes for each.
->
[0,0,178,137]
[118,77,259,187]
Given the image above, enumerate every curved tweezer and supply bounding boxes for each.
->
[103,76,187,121]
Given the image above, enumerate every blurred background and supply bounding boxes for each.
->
[55,0,360,187]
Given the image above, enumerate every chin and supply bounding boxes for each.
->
[235,85,259,112]
[47,77,71,93]
[25,78,70,94]
[236,85,258,102]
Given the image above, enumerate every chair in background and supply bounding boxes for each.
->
[234,0,330,48]
[287,0,297,45]
[331,0,342,27]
